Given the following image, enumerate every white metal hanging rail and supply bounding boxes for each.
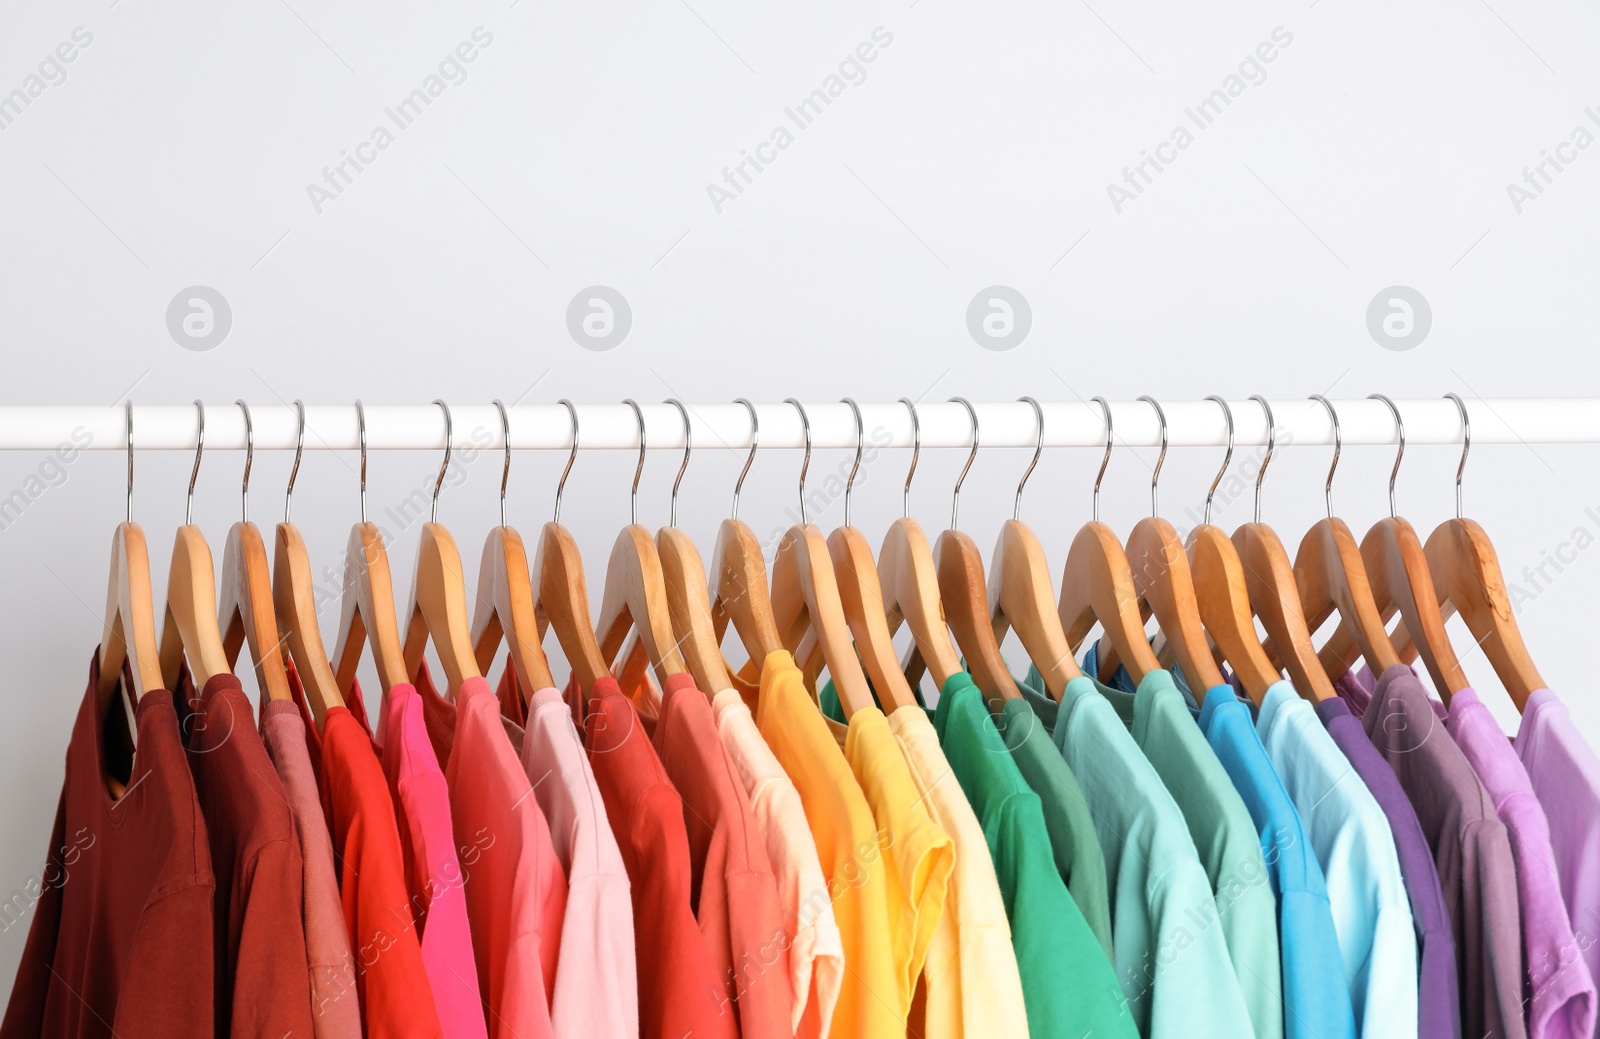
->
[0,399,1593,452]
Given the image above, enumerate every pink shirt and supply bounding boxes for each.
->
[499,669,639,1039]
[1516,689,1600,1009]
[415,664,568,1039]
[373,681,488,1039]
[1442,687,1598,1039]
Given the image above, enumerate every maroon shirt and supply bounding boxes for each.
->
[175,667,316,1038]
[2,657,215,1039]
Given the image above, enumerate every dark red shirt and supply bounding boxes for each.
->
[2,657,215,1039]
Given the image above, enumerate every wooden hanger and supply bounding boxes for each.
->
[98,402,164,741]
[878,398,964,695]
[331,400,411,699]
[767,399,876,717]
[1058,397,1161,693]
[1225,396,1336,702]
[1322,395,1469,700]
[1397,394,1543,708]
[216,401,293,704]
[158,401,233,693]
[270,401,345,725]
[708,399,784,669]
[652,399,735,695]
[595,400,687,690]
[470,400,556,702]
[934,398,1022,705]
[1293,396,1403,679]
[529,400,610,692]
[990,397,1085,701]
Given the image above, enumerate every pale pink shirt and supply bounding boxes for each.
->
[512,678,639,1039]
[373,682,488,1039]
[260,698,363,1039]
[711,688,845,1039]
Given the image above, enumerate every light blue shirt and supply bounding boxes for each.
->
[1256,681,1417,1039]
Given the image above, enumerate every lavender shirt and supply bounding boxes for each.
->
[1338,665,1528,1039]
[1515,690,1600,1009]
[1442,688,1597,1039]
[1317,693,1461,1039]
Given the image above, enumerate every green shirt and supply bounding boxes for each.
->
[996,696,1115,960]
[933,673,1136,1039]
[1025,663,1284,1039]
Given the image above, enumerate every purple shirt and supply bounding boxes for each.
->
[1515,690,1600,1009]
[1442,689,1597,1039]
[1317,694,1461,1039]
[1338,665,1528,1039]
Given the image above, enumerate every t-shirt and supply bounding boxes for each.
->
[1338,665,1528,1039]
[995,696,1114,959]
[1044,652,1284,1039]
[1257,681,1416,1039]
[753,651,904,1039]
[581,675,736,1039]
[1196,682,1357,1039]
[414,665,565,1039]
[373,680,486,1039]
[935,672,1136,1039]
[1516,689,1600,1022]
[711,688,845,1039]
[2,660,216,1039]
[652,673,794,1039]
[260,694,363,1039]
[174,669,315,1039]
[499,669,638,1039]
[1442,687,1597,1039]
[1316,694,1461,1039]
[887,705,1029,1039]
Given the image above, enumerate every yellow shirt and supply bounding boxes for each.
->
[888,706,1031,1039]
[755,651,907,1039]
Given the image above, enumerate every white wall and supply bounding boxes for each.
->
[3,0,1599,986]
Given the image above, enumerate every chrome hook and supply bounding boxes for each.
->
[785,398,811,525]
[493,399,510,528]
[236,399,253,523]
[950,396,979,530]
[1091,396,1112,524]
[1015,396,1044,522]
[1249,395,1275,524]
[623,399,645,526]
[285,400,305,525]
[1368,394,1404,518]
[841,398,864,527]
[899,397,921,519]
[1137,395,1167,518]
[1203,396,1234,526]
[732,398,758,521]
[124,400,134,523]
[186,400,205,526]
[1309,395,1340,519]
[1445,392,1469,519]
[356,400,368,524]
[554,399,578,524]
[430,400,452,524]
[665,398,691,527]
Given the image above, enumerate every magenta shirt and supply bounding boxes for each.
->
[1442,688,1598,1039]
[373,681,489,1039]
[1515,690,1600,1011]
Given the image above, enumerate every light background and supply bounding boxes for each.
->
[2,0,1599,985]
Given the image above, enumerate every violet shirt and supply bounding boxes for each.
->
[1317,695,1461,1039]
[1441,688,1597,1039]
[1515,689,1600,1011]
[1339,665,1528,1039]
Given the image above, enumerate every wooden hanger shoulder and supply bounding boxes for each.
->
[709,517,782,661]
[934,528,1022,703]
[470,524,555,696]
[992,518,1081,700]
[403,521,483,699]
[532,521,609,691]
[596,523,684,689]
[272,522,345,722]
[1058,519,1158,689]
[1126,517,1226,692]
[657,525,734,694]
[1233,522,1336,702]
[159,524,232,692]
[1344,517,1469,699]
[878,516,961,692]
[1294,516,1401,679]
[218,520,293,702]
[99,521,164,712]
[771,522,874,716]
[332,521,408,698]
[822,525,918,712]
[1184,523,1276,702]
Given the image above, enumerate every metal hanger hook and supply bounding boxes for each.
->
[899,397,921,519]
[123,400,134,523]
[665,398,691,527]
[1309,394,1340,519]
[1249,394,1275,524]
[1445,392,1470,519]
[285,400,305,525]
[236,399,253,523]
[785,398,811,525]
[950,396,979,530]
[623,399,646,526]
[1368,393,1404,518]
[1091,396,1112,524]
[841,398,864,527]
[355,400,368,524]
[430,399,453,524]
[1137,395,1167,518]
[732,398,758,521]
[554,399,578,524]
[493,399,510,528]
[1015,396,1044,522]
[186,400,205,526]
[1203,395,1234,526]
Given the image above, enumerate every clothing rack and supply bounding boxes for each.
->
[0,398,1594,452]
